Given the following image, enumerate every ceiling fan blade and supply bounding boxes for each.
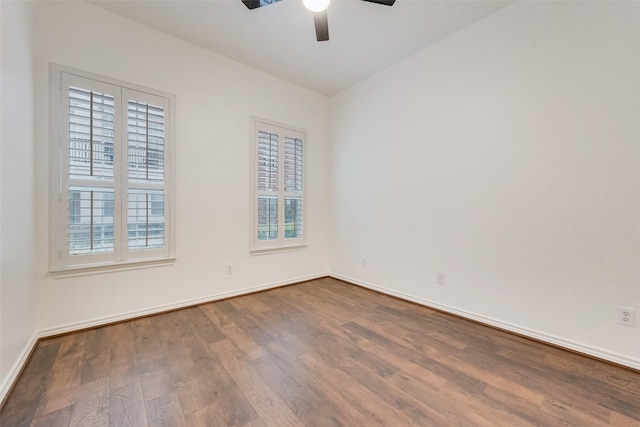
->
[242,0,282,10]
[360,0,396,5]
[314,10,329,42]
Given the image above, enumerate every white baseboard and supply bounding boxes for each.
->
[330,273,640,371]
[1,272,329,405]
[38,272,329,337]
[0,332,39,406]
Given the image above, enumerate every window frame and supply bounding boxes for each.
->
[49,64,176,277]
[250,117,308,255]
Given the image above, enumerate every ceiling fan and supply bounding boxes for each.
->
[242,0,396,42]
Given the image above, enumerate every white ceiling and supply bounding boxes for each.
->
[88,0,512,96]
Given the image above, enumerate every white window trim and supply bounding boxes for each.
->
[49,64,177,277]
[250,117,308,255]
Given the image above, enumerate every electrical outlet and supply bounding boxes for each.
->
[361,257,367,267]
[226,263,233,274]
[436,272,445,285]
[618,307,636,327]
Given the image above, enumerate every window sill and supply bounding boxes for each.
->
[250,244,308,256]
[50,257,177,279]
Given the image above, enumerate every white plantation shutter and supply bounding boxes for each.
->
[51,66,175,272]
[124,89,169,258]
[127,189,165,250]
[68,187,115,254]
[257,196,278,241]
[62,75,121,265]
[251,119,306,252]
[128,100,165,182]
[68,88,115,181]
[284,136,302,193]
[284,136,303,239]
[67,87,116,252]
[257,131,279,192]
[257,131,279,241]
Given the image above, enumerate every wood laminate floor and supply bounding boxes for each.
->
[2,277,639,426]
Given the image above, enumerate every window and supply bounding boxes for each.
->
[50,65,175,274]
[251,118,306,253]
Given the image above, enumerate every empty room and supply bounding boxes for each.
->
[1,0,639,425]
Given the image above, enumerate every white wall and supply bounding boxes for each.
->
[1,1,38,395]
[331,1,640,367]
[30,1,331,333]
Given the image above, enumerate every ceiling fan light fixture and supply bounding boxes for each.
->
[303,0,330,13]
